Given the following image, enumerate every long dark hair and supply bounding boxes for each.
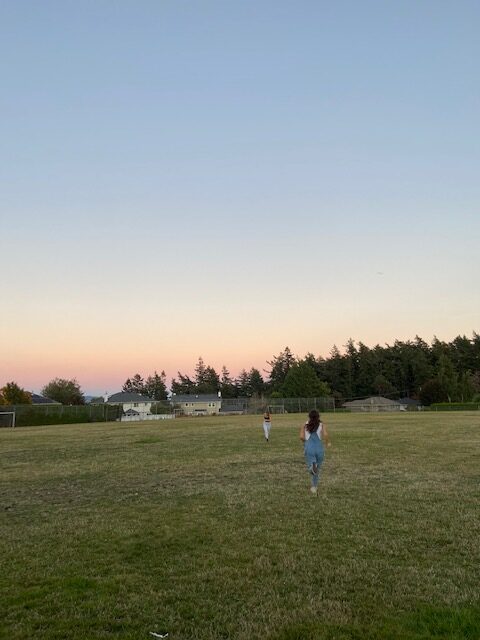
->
[306,409,321,433]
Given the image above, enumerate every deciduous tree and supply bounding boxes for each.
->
[41,378,84,405]
[0,382,32,404]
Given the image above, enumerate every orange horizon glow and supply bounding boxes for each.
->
[2,325,477,394]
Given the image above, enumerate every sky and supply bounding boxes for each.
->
[1,1,479,395]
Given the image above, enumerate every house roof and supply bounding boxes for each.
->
[171,394,221,403]
[30,393,61,405]
[343,396,400,407]
[399,397,420,405]
[107,392,154,403]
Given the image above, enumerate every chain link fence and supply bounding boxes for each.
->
[2,396,335,427]
[220,396,335,415]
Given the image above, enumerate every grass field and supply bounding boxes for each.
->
[1,412,479,640]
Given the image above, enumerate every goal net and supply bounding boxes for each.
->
[268,404,286,414]
[0,412,16,428]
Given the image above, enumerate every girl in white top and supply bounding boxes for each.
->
[263,410,271,442]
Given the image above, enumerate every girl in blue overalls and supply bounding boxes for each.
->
[300,409,331,495]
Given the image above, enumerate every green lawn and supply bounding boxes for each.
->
[1,412,479,639]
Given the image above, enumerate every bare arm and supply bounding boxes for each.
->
[299,424,306,441]
[322,423,331,447]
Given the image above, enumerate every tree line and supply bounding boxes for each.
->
[0,378,85,406]
[2,333,479,406]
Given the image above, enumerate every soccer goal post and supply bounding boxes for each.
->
[0,411,16,428]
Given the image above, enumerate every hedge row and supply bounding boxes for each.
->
[429,403,480,411]
[1,405,121,427]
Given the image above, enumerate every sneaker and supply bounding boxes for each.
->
[310,486,318,496]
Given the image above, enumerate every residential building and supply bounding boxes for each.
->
[343,396,402,412]
[106,392,154,415]
[171,394,221,416]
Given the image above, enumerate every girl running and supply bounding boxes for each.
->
[300,409,330,495]
[262,409,272,442]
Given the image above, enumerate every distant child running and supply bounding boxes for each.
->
[300,409,331,495]
[263,410,272,442]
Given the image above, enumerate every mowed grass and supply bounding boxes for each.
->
[1,412,479,640]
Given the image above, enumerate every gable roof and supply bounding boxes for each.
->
[171,394,220,403]
[107,392,154,403]
[30,393,61,405]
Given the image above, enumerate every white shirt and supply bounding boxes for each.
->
[304,422,323,441]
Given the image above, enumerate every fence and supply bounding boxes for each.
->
[220,396,335,415]
[2,396,335,427]
[121,413,174,422]
[0,403,121,427]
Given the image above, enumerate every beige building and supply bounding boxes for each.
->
[171,394,221,416]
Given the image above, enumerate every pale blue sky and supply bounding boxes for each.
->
[1,1,479,393]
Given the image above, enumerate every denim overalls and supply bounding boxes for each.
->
[304,426,324,488]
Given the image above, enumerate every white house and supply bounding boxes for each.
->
[107,392,154,415]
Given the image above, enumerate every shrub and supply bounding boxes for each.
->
[429,402,480,411]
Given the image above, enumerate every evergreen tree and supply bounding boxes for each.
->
[419,379,448,405]
[344,339,358,397]
[266,347,296,392]
[194,357,207,388]
[281,362,330,398]
[189,357,219,393]
[372,374,396,397]
[323,345,350,400]
[235,369,250,396]
[122,374,145,395]
[220,366,236,398]
[303,353,327,379]
[144,371,168,400]
[171,373,195,395]
[199,366,220,394]
[248,368,265,397]
[355,342,382,396]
